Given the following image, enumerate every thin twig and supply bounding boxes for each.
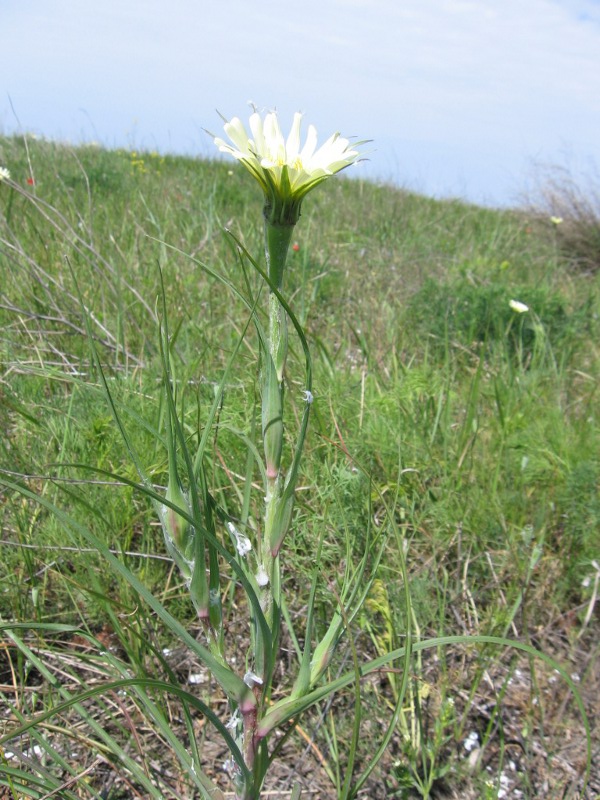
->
[0,540,172,562]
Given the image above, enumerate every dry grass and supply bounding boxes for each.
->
[528,163,600,273]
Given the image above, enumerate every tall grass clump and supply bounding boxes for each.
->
[0,124,598,800]
[528,162,600,273]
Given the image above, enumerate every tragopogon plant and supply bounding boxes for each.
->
[215,110,366,624]
[0,118,592,800]
[157,109,368,798]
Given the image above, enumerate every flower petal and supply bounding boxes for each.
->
[249,112,267,158]
[224,117,251,155]
[300,124,318,163]
[285,112,303,163]
[263,112,285,164]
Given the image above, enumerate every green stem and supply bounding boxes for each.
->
[259,220,294,630]
[265,219,294,291]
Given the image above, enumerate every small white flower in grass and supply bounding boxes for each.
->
[509,299,529,314]
[0,167,10,182]
[243,670,263,688]
[550,216,563,225]
[213,109,367,224]
[302,389,314,404]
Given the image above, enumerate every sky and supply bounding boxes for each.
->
[1,0,600,207]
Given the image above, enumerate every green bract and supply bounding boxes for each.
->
[214,110,364,225]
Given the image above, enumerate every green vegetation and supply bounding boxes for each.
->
[1,134,598,799]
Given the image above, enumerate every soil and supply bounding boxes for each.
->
[1,613,598,800]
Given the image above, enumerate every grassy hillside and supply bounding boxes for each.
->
[1,133,599,799]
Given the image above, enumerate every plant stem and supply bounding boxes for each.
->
[260,219,294,629]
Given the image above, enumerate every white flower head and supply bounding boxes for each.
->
[550,216,563,225]
[302,389,314,404]
[0,167,10,182]
[213,109,367,224]
[509,299,529,314]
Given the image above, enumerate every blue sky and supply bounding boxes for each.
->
[1,0,600,206]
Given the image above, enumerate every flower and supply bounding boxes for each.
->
[26,176,35,186]
[509,299,529,314]
[213,109,365,224]
[550,216,563,225]
[0,167,10,182]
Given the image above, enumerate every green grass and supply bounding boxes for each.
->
[1,133,599,799]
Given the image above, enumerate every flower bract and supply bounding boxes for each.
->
[213,110,365,224]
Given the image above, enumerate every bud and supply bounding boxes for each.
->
[164,476,193,557]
